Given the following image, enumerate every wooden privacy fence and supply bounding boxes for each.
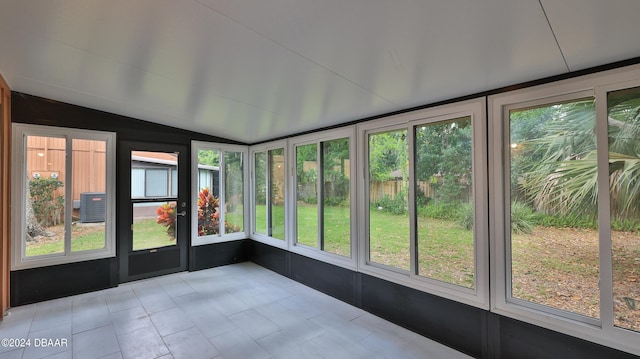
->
[370,180,471,203]
[370,180,433,202]
[26,136,106,202]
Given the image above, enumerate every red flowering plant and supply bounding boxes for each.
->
[198,188,241,236]
[156,202,177,239]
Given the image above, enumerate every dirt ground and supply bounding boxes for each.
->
[513,226,640,331]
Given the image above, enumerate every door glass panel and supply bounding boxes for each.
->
[132,201,177,251]
[24,135,65,257]
[415,117,474,288]
[608,86,640,332]
[509,99,599,319]
[296,144,318,247]
[368,130,410,271]
[71,139,106,252]
[224,151,243,233]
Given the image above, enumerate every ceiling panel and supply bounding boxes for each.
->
[203,0,568,106]
[0,1,638,143]
[541,0,640,71]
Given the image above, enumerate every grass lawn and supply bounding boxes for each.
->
[26,218,176,256]
[132,218,175,251]
[254,204,285,240]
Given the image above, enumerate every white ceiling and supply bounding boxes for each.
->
[1,1,639,143]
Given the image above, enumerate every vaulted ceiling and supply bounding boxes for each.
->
[1,1,639,143]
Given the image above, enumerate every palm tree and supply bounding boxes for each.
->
[513,88,640,223]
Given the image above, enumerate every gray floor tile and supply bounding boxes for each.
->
[163,327,219,359]
[149,307,194,337]
[0,349,23,359]
[105,290,141,313]
[73,324,119,359]
[209,329,272,359]
[110,306,153,335]
[22,324,72,359]
[117,326,169,359]
[229,309,279,340]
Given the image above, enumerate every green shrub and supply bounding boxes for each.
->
[456,202,474,230]
[510,201,536,234]
[372,195,407,215]
[29,177,64,227]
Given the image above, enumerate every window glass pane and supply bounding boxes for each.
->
[24,135,65,257]
[131,169,145,197]
[145,169,169,197]
[71,139,106,252]
[509,99,599,319]
[296,144,318,247]
[224,151,243,233]
[415,117,474,288]
[322,138,350,257]
[270,149,285,240]
[608,86,640,332]
[133,201,177,250]
[254,152,267,235]
[197,149,220,236]
[368,130,410,270]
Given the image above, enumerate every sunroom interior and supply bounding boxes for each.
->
[1,1,640,358]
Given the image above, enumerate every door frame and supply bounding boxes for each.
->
[118,140,189,282]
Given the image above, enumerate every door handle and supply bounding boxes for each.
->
[176,210,187,217]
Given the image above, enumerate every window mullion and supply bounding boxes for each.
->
[318,142,324,251]
[408,126,417,276]
[266,151,272,237]
[219,150,225,236]
[595,88,614,330]
[64,136,72,255]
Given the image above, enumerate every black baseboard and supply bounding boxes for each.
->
[189,239,249,271]
[10,257,116,306]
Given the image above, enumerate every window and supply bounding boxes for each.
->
[252,145,286,244]
[191,141,247,245]
[359,99,488,308]
[508,97,599,321]
[12,124,116,269]
[489,66,640,355]
[291,128,355,265]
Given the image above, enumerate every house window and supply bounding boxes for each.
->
[507,98,599,320]
[192,141,247,245]
[252,147,285,241]
[12,124,116,269]
[367,129,410,271]
[489,66,640,355]
[415,116,475,288]
[290,127,355,266]
[359,99,488,308]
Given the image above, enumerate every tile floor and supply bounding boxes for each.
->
[0,262,472,359]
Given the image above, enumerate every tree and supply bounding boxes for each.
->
[513,91,640,223]
[415,118,472,205]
